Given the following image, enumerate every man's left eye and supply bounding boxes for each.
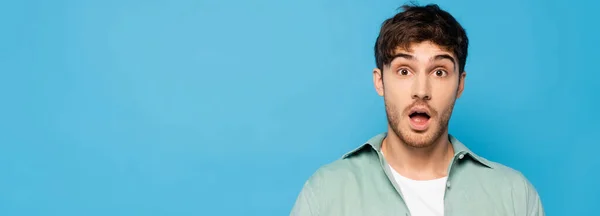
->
[434,70,447,77]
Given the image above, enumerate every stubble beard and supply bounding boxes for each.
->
[384,97,455,148]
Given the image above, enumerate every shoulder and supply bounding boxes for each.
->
[451,134,540,201]
[483,160,537,194]
[304,139,382,187]
[294,147,378,194]
[304,151,375,191]
[290,154,376,215]
[474,159,545,215]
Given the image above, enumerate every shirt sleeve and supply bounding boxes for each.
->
[290,180,317,216]
[527,185,545,216]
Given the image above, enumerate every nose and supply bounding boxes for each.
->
[411,73,431,100]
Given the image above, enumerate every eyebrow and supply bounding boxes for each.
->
[391,53,414,60]
[391,53,457,69]
[433,54,456,68]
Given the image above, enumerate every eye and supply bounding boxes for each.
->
[434,69,448,77]
[397,68,411,76]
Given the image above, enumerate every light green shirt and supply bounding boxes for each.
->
[290,133,544,216]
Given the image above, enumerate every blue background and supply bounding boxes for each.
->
[1,0,598,215]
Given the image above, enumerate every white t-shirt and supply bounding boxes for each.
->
[388,163,447,216]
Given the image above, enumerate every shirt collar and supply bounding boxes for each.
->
[342,132,493,169]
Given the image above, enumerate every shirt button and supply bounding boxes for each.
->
[446,181,451,188]
[458,154,464,159]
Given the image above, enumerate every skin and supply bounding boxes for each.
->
[373,41,467,181]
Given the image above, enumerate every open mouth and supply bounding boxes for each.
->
[409,111,430,122]
[408,109,431,131]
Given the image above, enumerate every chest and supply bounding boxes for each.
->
[323,181,517,216]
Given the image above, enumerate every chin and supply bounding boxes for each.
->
[400,131,437,148]
[394,124,442,148]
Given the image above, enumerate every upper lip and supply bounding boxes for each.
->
[409,106,431,116]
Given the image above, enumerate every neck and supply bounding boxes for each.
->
[381,127,454,180]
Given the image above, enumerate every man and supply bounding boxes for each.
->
[290,4,544,216]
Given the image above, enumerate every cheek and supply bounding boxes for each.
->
[383,80,413,114]
[431,82,459,110]
[383,76,412,95]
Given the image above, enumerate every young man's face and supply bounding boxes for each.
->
[374,41,466,148]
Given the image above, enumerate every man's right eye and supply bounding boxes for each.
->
[398,68,410,76]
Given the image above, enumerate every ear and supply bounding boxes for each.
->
[456,71,466,98]
[373,68,384,96]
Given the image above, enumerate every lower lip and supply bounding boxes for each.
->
[409,116,431,131]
